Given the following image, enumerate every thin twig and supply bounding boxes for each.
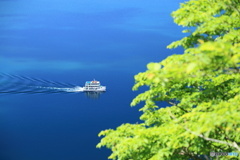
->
[167,101,188,113]
[184,125,240,151]
[204,155,210,160]
[168,111,240,151]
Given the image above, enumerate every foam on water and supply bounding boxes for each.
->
[0,73,83,94]
[34,86,84,92]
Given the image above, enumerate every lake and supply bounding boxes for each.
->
[0,0,184,159]
[0,70,144,160]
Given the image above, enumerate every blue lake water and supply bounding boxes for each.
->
[0,70,144,160]
[0,1,185,159]
[0,26,183,160]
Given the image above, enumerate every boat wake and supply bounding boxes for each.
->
[34,86,84,92]
[0,73,83,94]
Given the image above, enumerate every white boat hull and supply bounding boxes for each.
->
[82,86,106,92]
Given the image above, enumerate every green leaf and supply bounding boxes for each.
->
[147,63,161,71]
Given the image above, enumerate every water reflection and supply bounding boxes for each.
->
[84,91,105,99]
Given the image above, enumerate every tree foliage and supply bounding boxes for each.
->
[97,0,240,159]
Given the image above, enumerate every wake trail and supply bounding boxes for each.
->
[0,73,83,94]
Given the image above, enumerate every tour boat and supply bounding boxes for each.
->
[82,80,106,92]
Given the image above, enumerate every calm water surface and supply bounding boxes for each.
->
[0,1,184,159]
[0,70,142,160]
